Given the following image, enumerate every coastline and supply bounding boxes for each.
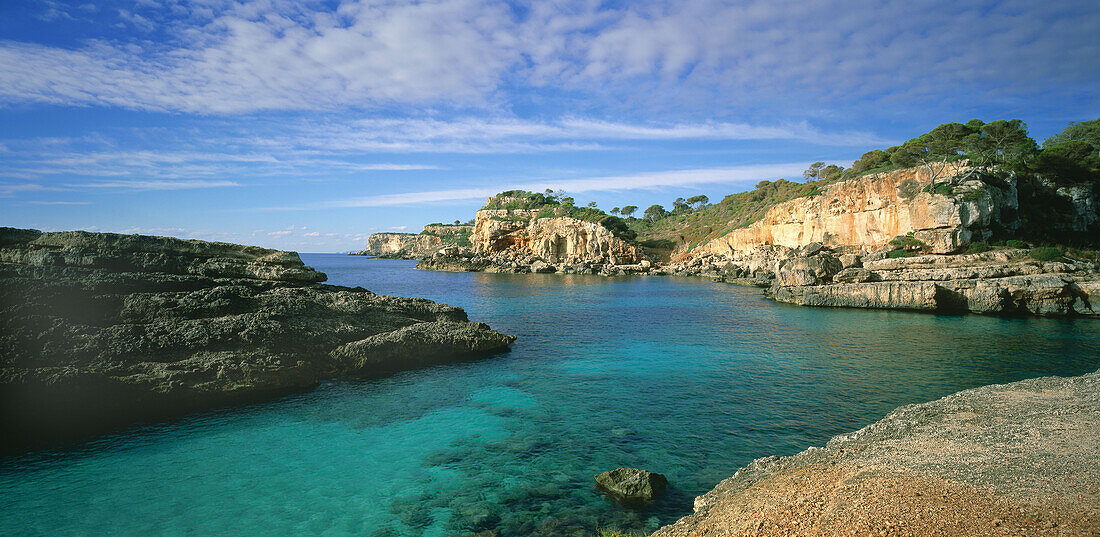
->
[651,369,1100,536]
[0,228,516,452]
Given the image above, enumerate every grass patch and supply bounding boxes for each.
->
[965,241,991,254]
[1028,246,1064,261]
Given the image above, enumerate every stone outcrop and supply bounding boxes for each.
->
[595,467,669,503]
[0,227,515,452]
[652,370,1100,536]
[694,164,1019,256]
[418,194,644,274]
[352,225,473,259]
[355,232,442,258]
[472,203,642,265]
[766,248,1099,317]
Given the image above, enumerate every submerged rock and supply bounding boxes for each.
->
[0,227,515,452]
[594,467,669,503]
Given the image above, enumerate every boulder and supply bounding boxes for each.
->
[594,467,668,503]
[839,253,863,269]
[775,255,843,286]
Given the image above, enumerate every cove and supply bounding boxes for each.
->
[1,254,1097,536]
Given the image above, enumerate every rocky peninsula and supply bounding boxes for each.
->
[394,162,1100,317]
[650,369,1100,536]
[0,227,514,452]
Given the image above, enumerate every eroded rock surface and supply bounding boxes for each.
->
[0,227,514,451]
[652,371,1100,536]
[766,249,1099,317]
[595,467,669,503]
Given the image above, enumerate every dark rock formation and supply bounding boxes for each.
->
[0,227,515,452]
[595,467,669,503]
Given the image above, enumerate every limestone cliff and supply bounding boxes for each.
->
[0,227,514,452]
[694,164,1018,256]
[473,207,642,265]
[354,225,473,259]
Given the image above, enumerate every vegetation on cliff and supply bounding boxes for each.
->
[622,118,1099,254]
[483,190,637,241]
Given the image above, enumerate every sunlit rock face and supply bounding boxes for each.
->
[471,201,642,264]
[694,164,1019,256]
[363,233,443,257]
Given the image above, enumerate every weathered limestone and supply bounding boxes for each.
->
[352,225,473,259]
[652,371,1100,536]
[0,227,515,452]
[765,249,1099,317]
[694,164,1016,256]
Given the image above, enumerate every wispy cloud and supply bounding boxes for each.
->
[271,163,807,210]
[64,179,241,190]
[1,1,1095,114]
[26,200,91,205]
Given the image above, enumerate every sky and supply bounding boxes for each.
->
[1,0,1098,252]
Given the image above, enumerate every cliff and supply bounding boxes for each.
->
[0,227,514,452]
[473,208,642,264]
[417,192,645,274]
[693,164,1018,257]
[652,370,1100,536]
[353,225,473,259]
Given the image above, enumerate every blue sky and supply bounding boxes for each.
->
[1,0,1097,252]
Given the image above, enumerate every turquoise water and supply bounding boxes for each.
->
[2,254,1098,536]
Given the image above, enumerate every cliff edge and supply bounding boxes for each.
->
[652,370,1100,536]
[0,227,515,452]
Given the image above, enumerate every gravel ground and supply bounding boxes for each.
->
[651,371,1100,537]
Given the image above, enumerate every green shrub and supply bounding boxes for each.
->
[1005,239,1028,248]
[889,233,926,252]
[1028,247,1063,261]
[923,182,954,195]
[965,241,991,254]
[887,249,914,258]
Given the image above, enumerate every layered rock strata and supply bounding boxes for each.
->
[352,225,473,259]
[693,164,1017,256]
[766,248,1099,317]
[353,232,443,258]
[0,227,514,451]
[652,370,1100,536]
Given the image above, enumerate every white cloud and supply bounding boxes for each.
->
[289,162,807,209]
[65,179,241,190]
[1,0,1095,114]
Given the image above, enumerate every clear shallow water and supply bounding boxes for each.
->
[2,254,1098,536]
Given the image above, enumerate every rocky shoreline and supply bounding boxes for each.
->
[0,227,515,453]
[650,369,1100,536]
[416,243,1099,317]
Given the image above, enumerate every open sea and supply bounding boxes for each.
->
[2,254,1098,536]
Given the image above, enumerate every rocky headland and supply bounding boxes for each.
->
[0,227,514,452]
[402,163,1099,317]
[650,370,1100,536]
[352,224,473,258]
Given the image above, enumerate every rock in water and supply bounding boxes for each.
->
[594,467,669,503]
[0,227,515,452]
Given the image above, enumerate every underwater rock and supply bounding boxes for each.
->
[595,467,669,503]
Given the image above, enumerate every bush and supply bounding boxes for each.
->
[887,249,914,258]
[1029,247,1063,261]
[1005,239,1028,248]
[965,241,991,254]
[889,233,926,252]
